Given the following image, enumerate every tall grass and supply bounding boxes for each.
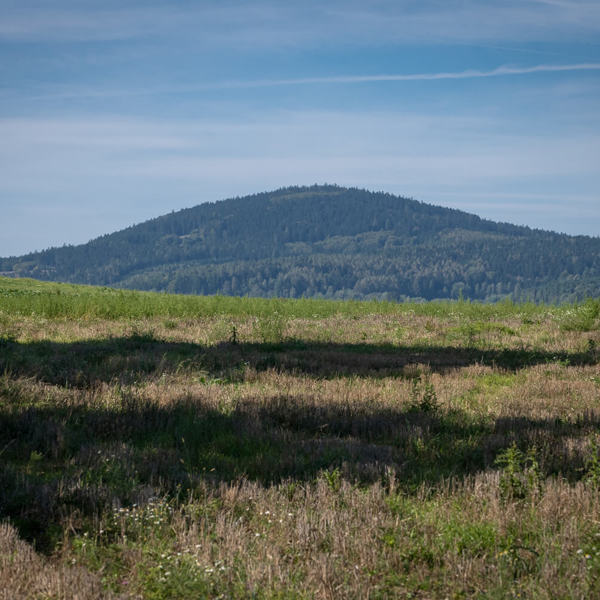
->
[0,276,568,321]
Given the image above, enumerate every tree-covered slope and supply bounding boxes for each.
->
[2,185,599,301]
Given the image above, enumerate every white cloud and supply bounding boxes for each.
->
[21,63,600,103]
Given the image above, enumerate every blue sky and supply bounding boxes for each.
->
[1,0,599,256]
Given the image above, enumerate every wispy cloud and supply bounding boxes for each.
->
[211,63,600,88]
[24,63,600,101]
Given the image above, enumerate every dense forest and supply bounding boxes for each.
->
[2,185,599,302]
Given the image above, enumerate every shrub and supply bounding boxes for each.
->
[253,312,288,343]
[560,299,600,332]
[495,443,541,501]
[408,375,438,413]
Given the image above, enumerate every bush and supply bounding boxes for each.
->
[253,312,288,343]
[560,299,600,332]
[495,443,541,501]
[408,375,438,413]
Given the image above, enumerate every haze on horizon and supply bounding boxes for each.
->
[1,0,599,257]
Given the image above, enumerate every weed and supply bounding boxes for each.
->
[29,450,43,463]
[321,467,341,492]
[498,537,540,579]
[583,439,600,487]
[495,443,541,501]
[408,374,438,413]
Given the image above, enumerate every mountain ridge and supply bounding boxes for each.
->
[2,185,599,302]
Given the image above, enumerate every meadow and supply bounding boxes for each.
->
[1,277,600,599]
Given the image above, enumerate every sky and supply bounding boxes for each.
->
[1,0,599,257]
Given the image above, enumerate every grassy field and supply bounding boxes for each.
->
[1,277,600,599]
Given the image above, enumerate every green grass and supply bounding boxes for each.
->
[0,276,567,321]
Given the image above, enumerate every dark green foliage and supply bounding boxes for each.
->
[2,185,599,302]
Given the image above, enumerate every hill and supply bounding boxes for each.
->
[2,185,599,302]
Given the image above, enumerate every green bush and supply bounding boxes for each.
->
[560,299,600,332]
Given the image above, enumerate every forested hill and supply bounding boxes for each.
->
[2,185,599,302]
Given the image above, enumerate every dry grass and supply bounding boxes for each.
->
[0,522,110,600]
[1,288,600,598]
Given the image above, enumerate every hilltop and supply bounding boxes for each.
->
[2,185,599,302]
